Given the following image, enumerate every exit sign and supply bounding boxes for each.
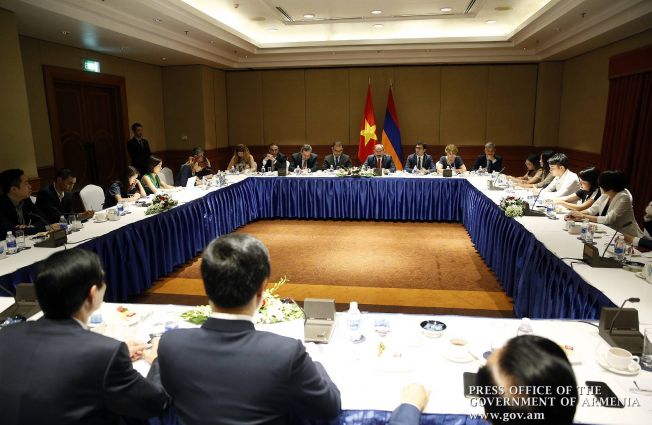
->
[82,59,100,73]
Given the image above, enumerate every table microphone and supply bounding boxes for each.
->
[601,221,633,258]
[609,297,640,333]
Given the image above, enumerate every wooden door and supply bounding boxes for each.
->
[44,66,129,188]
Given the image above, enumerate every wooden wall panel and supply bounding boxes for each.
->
[393,66,441,146]
[305,69,349,145]
[440,66,488,146]
[486,65,537,146]
[533,62,563,147]
[226,71,264,146]
[262,70,306,145]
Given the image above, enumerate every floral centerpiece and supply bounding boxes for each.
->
[145,193,178,215]
[180,276,303,325]
[499,195,527,218]
[335,167,375,178]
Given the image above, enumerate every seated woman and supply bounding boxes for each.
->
[568,170,643,236]
[516,150,555,189]
[553,167,600,212]
[227,144,257,172]
[508,153,542,184]
[435,144,466,173]
[141,156,175,195]
[176,147,214,186]
[104,166,147,208]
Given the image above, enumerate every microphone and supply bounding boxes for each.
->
[28,209,53,228]
[609,297,640,333]
[601,221,633,258]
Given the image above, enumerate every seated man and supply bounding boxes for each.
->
[538,153,579,199]
[158,234,341,424]
[388,384,429,425]
[0,249,168,424]
[624,201,652,250]
[404,142,435,174]
[0,168,58,239]
[35,168,94,223]
[289,144,319,172]
[472,142,503,173]
[364,144,397,172]
[261,143,287,172]
[322,141,352,170]
[176,147,214,186]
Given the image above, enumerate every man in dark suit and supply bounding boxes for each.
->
[158,234,341,425]
[389,384,429,425]
[0,249,168,425]
[261,143,287,171]
[126,122,152,176]
[472,142,503,173]
[0,168,57,239]
[404,142,435,174]
[35,168,94,223]
[322,141,352,170]
[289,144,319,172]
[364,143,397,172]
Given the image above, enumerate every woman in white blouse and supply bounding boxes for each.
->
[568,170,643,237]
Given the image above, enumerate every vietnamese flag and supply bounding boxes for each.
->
[381,86,403,170]
[358,85,377,164]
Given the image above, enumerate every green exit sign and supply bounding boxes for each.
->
[82,59,100,73]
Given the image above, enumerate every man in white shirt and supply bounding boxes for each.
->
[538,153,579,200]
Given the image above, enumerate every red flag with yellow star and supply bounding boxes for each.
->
[358,85,377,164]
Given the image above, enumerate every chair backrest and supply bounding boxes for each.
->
[79,184,105,211]
[159,167,174,186]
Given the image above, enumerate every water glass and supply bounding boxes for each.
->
[68,214,77,231]
[73,214,82,230]
[15,229,25,250]
[374,318,391,337]
[643,328,652,369]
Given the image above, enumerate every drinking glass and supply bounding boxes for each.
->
[15,229,25,250]
[68,214,76,231]
[643,328,652,369]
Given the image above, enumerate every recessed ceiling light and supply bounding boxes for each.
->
[210,40,216,44]
[161,57,167,61]
[441,7,453,12]
[153,17,163,23]
[371,10,382,15]
[373,24,384,28]
[486,20,497,24]
[120,46,129,51]
[268,28,279,32]
[61,30,71,35]
[303,13,315,19]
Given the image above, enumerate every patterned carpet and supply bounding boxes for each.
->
[135,220,514,317]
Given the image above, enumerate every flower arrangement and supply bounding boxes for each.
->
[145,193,178,215]
[180,276,304,325]
[499,195,527,218]
[335,167,375,178]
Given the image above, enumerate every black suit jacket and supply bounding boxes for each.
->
[0,195,49,239]
[127,137,152,176]
[389,403,421,425]
[472,154,503,172]
[0,318,168,425]
[365,154,397,172]
[322,154,352,170]
[261,153,287,171]
[159,318,341,425]
[35,183,74,223]
[404,153,435,172]
[289,152,319,172]
[639,237,652,250]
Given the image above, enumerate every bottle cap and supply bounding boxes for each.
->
[350,301,358,310]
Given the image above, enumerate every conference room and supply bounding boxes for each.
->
[1,1,652,424]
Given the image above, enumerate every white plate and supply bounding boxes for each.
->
[441,349,475,363]
[93,219,108,223]
[597,355,641,376]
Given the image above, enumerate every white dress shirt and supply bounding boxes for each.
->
[210,311,254,323]
[539,169,580,199]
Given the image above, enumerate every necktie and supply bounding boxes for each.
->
[302,159,306,169]
[377,157,381,169]
[335,157,339,167]
[418,157,422,169]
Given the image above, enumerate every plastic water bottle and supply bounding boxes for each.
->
[507,179,514,193]
[614,236,625,261]
[516,318,534,336]
[260,166,265,174]
[6,231,17,254]
[346,301,362,342]
[117,203,124,216]
[580,219,589,241]
[59,215,69,234]
[545,201,555,219]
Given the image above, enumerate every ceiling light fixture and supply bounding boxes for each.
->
[268,28,279,32]
[303,13,315,19]
[486,20,497,24]
[373,24,384,28]
[440,7,452,12]
[61,30,71,35]
[161,57,167,61]
[371,10,382,15]
[153,17,163,23]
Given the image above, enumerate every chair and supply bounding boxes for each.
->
[159,167,174,186]
[79,184,105,211]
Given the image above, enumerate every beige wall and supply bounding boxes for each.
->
[19,36,166,168]
[0,10,37,177]
[227,63,544,149]
[558,29,652,153]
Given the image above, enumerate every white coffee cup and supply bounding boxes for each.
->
[606,347,639,370]
[447,337,469,359]
[644,262,652,283]
[107,209,120,221]
[94,211,107,222]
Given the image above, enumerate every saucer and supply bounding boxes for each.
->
[597,355,641,376]
[441,349,475,363]
[93,218,107,223]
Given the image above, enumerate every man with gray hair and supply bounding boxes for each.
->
[289,144,319,172]
[322,141,352,170]
[472,142,503,173]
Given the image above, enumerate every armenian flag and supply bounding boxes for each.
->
[381,87,403,170]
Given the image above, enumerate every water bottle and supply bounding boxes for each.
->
[329,165,334,172]
[346,301,362,342]
[545,200,554,219]
[260,166,265,174]
[614,236,625,261]
[6,231,17,254]
[507,179,513,193]
[580,219,589,241]
[59,215,69,234]
[516,318,534,336]
[117,203,124,216]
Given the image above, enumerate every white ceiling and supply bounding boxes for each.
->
[1,0,651,68]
